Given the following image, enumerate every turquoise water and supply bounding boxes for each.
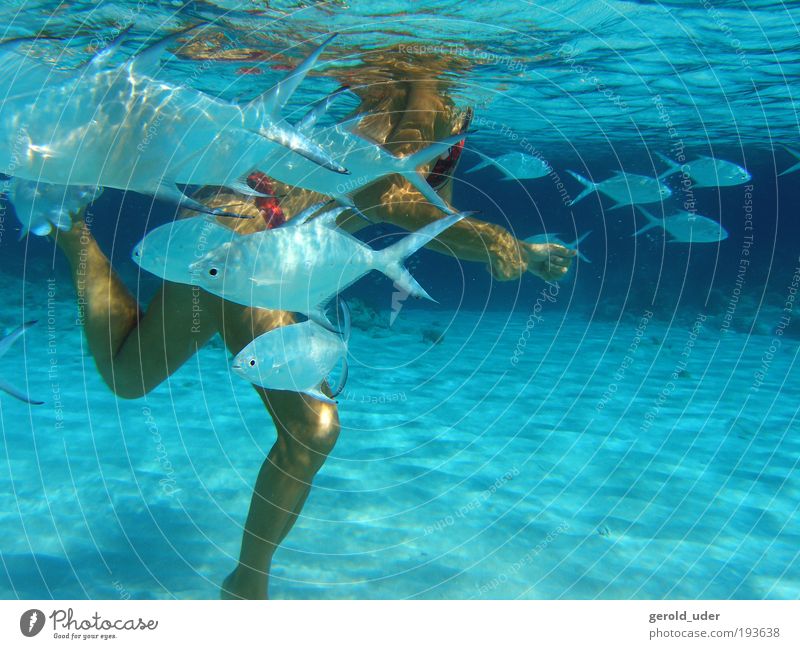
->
[1,1,799,599]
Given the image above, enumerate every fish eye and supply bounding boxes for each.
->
[208,267,219,277]
[249,359,256,367]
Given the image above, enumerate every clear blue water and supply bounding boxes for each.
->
[0,1,798,599]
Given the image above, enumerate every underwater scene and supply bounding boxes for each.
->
[0,0,798,600]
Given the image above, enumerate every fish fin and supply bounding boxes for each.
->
[571,231,592,262]
[465,157,494,174]
[157,185,253,219]
[391,132,466,213]
[328,356,348,399]
[129,22,209,73]
[346,203,377,225]
[377,212,471,300]
[0,378,43,405]
[248,33,338,119]
[781,144,800,159]
[335,298,351,343]
[296,85,350,132]
[284,201,331,227]
[307,308,339,333]
[259,123,347,174]
[607,202,631,211]
[655,152,682,180]
[397,132,466,174]
[302,387,337,405]
[310,206,349,229]
[779,161,800,176]
[566,170,598,205]
[632,206,662,237]
[0,320,37,359]
[571,230,593,247]
[229,178,273,197]
[88,25,133,68]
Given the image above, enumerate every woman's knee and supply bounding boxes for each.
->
[276,401,341,469]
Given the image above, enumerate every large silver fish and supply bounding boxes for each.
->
[0,29,346,218]
[190,208,468,329]
[633,206,728,243]
[257,112,465,214]
[231,304,350,405]
[657,152,751,187]
[466,152,551,180]
[132,201,329,284]
[524,231,592,263]
[567,170,671,208]
[0,321,43,405]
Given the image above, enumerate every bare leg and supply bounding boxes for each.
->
[217,305,341,599]
[54,219,220,396]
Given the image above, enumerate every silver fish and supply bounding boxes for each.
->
[190,208,468,330]
[779,145,800,177]
[0,29,346,218]
[6,178,99,237]
[257,112,465,214]
[132,215,239,285]
[657,152,751,187]
[567,170,671,208]
[524,231,592,263]
[633,206,728,243]
[466,152,551,180]
[231,305,349,405]
[0,321,43,405]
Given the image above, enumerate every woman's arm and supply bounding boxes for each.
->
[341,81,574,281]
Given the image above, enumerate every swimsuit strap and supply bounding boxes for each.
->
[426,106,473,190]
[247,171,287,229]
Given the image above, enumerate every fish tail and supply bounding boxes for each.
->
[632,206,661,237]
[377,212,470,300]
[566,170,598,205]
[655,152,682,180]
[394,133,467,214]
[297,85,351,132]
[465,158,494,173]
[248,34,338,119]
[572,231,593,262]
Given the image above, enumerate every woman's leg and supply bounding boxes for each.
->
[216,304,341,599]
[55,218,220,397]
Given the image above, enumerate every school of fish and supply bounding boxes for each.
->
[0,23,760,405]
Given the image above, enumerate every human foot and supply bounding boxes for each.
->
[220,569,268,600]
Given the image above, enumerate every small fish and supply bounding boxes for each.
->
[231,304,350,405]
[779,145,800,177]
[657,152,751,187]
[190,208,469,331]
[6,179,99,237]
[567,170,670,208]
[132,216,238,285]
[0,321,43,405]
[466,152,551,180]
[633,206,728,243]
[524,231,592,263]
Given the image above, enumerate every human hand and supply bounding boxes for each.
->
[521,241,576,281]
